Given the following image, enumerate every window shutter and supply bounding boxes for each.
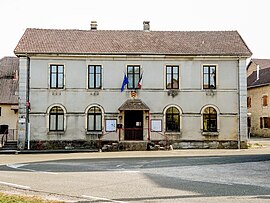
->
[260,117,263,128]
[267,118,270,129]
[263,96,268,106]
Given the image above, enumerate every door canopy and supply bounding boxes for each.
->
[119,99,150,111]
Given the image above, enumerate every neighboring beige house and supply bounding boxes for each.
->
[14,22,252,150]
[0,57,19,146]
[247,59,270,137]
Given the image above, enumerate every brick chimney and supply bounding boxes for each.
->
[143,21,150,31]
[91,21,97,30]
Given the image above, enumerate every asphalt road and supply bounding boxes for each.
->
[0,154,270,202]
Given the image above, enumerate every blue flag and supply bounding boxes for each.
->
[121,74,129,92]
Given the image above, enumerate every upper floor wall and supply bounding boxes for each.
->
[29,56,239,91]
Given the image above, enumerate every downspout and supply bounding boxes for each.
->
[26,56,30,150]
[147,111,150,141]
[237,59,241,149]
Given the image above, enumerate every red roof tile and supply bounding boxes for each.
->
[14,29,252,57]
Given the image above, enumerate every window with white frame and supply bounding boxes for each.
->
[50,65,64,89]
[88,65,102,89]
[166,65,179,89]
[49,106,64,131]
[127,65,140,89]
[203,107,217,132]
[203,65,216,89]
[166,107,180,132]
[87,106,102,131]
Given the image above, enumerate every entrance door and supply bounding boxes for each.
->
[124,111,143,140]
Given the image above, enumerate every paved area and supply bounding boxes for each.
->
[0,138,269,202]
[0,138,269,165]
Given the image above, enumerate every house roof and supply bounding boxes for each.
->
[119,99,150,111]
[247,58,270,71]
[0,57,19,79]
[0,57,19,104]
[14,28,252,57]
[247,67,270,88]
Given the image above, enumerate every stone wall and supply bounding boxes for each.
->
[248,85,270,137]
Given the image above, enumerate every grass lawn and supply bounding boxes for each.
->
[0,192,63,203]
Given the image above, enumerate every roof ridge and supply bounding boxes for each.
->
[25,28,239,33]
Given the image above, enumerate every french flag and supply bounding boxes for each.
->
[137,73,143,89]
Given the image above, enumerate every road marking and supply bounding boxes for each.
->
[0,181,31,189]
[82,195,127,203]
[6,164,58,175]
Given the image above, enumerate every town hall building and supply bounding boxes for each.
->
[14,22,252,150]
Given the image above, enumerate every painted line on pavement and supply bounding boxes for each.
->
[82,195,127,203]
[6,164,58,175]
[0,181,31,189]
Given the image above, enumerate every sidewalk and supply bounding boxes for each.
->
[0,138,269,165]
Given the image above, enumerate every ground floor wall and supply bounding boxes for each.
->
[28,112,246,150]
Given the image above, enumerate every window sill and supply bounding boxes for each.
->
[86,131,103,135]
[47,131,65,135]
[201,132,219,136]
[165,131,182,135]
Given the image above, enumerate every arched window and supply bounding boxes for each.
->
[49,106,64,131]
[166,107,180,132]
[87,106,102,131]
[203,107,217,132]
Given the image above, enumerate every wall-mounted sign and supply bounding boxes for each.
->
[105,119,117,132]
[151,119,162,132]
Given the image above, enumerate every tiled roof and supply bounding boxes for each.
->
[0,57,19,104]
[249,59,270,69]
[0,57,19,78]
[119,99,150,111]
[14,28,252,57]
[247,67,270,88]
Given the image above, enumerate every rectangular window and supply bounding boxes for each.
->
[262,95,268,107]
[247,97,251,108]
[166,66,179,89]
[50,65,64,89]
[203,65,216,89]
[49,114,64,131]
[127,65,140,89]
[88,65,102,89]
[87,114,102,131]
[260,117,270,129]
[247,117,251,128]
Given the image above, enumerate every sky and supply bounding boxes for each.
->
[0,0,269,59]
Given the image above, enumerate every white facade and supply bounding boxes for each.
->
[17,55,248,149]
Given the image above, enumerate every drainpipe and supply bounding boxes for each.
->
[26,56,30,150]
[147,111,150,141]
[237,59,241,149]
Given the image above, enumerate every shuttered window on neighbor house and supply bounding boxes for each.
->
[262,95,268,107]
[260,117,270,129]
[247,97,251,108]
